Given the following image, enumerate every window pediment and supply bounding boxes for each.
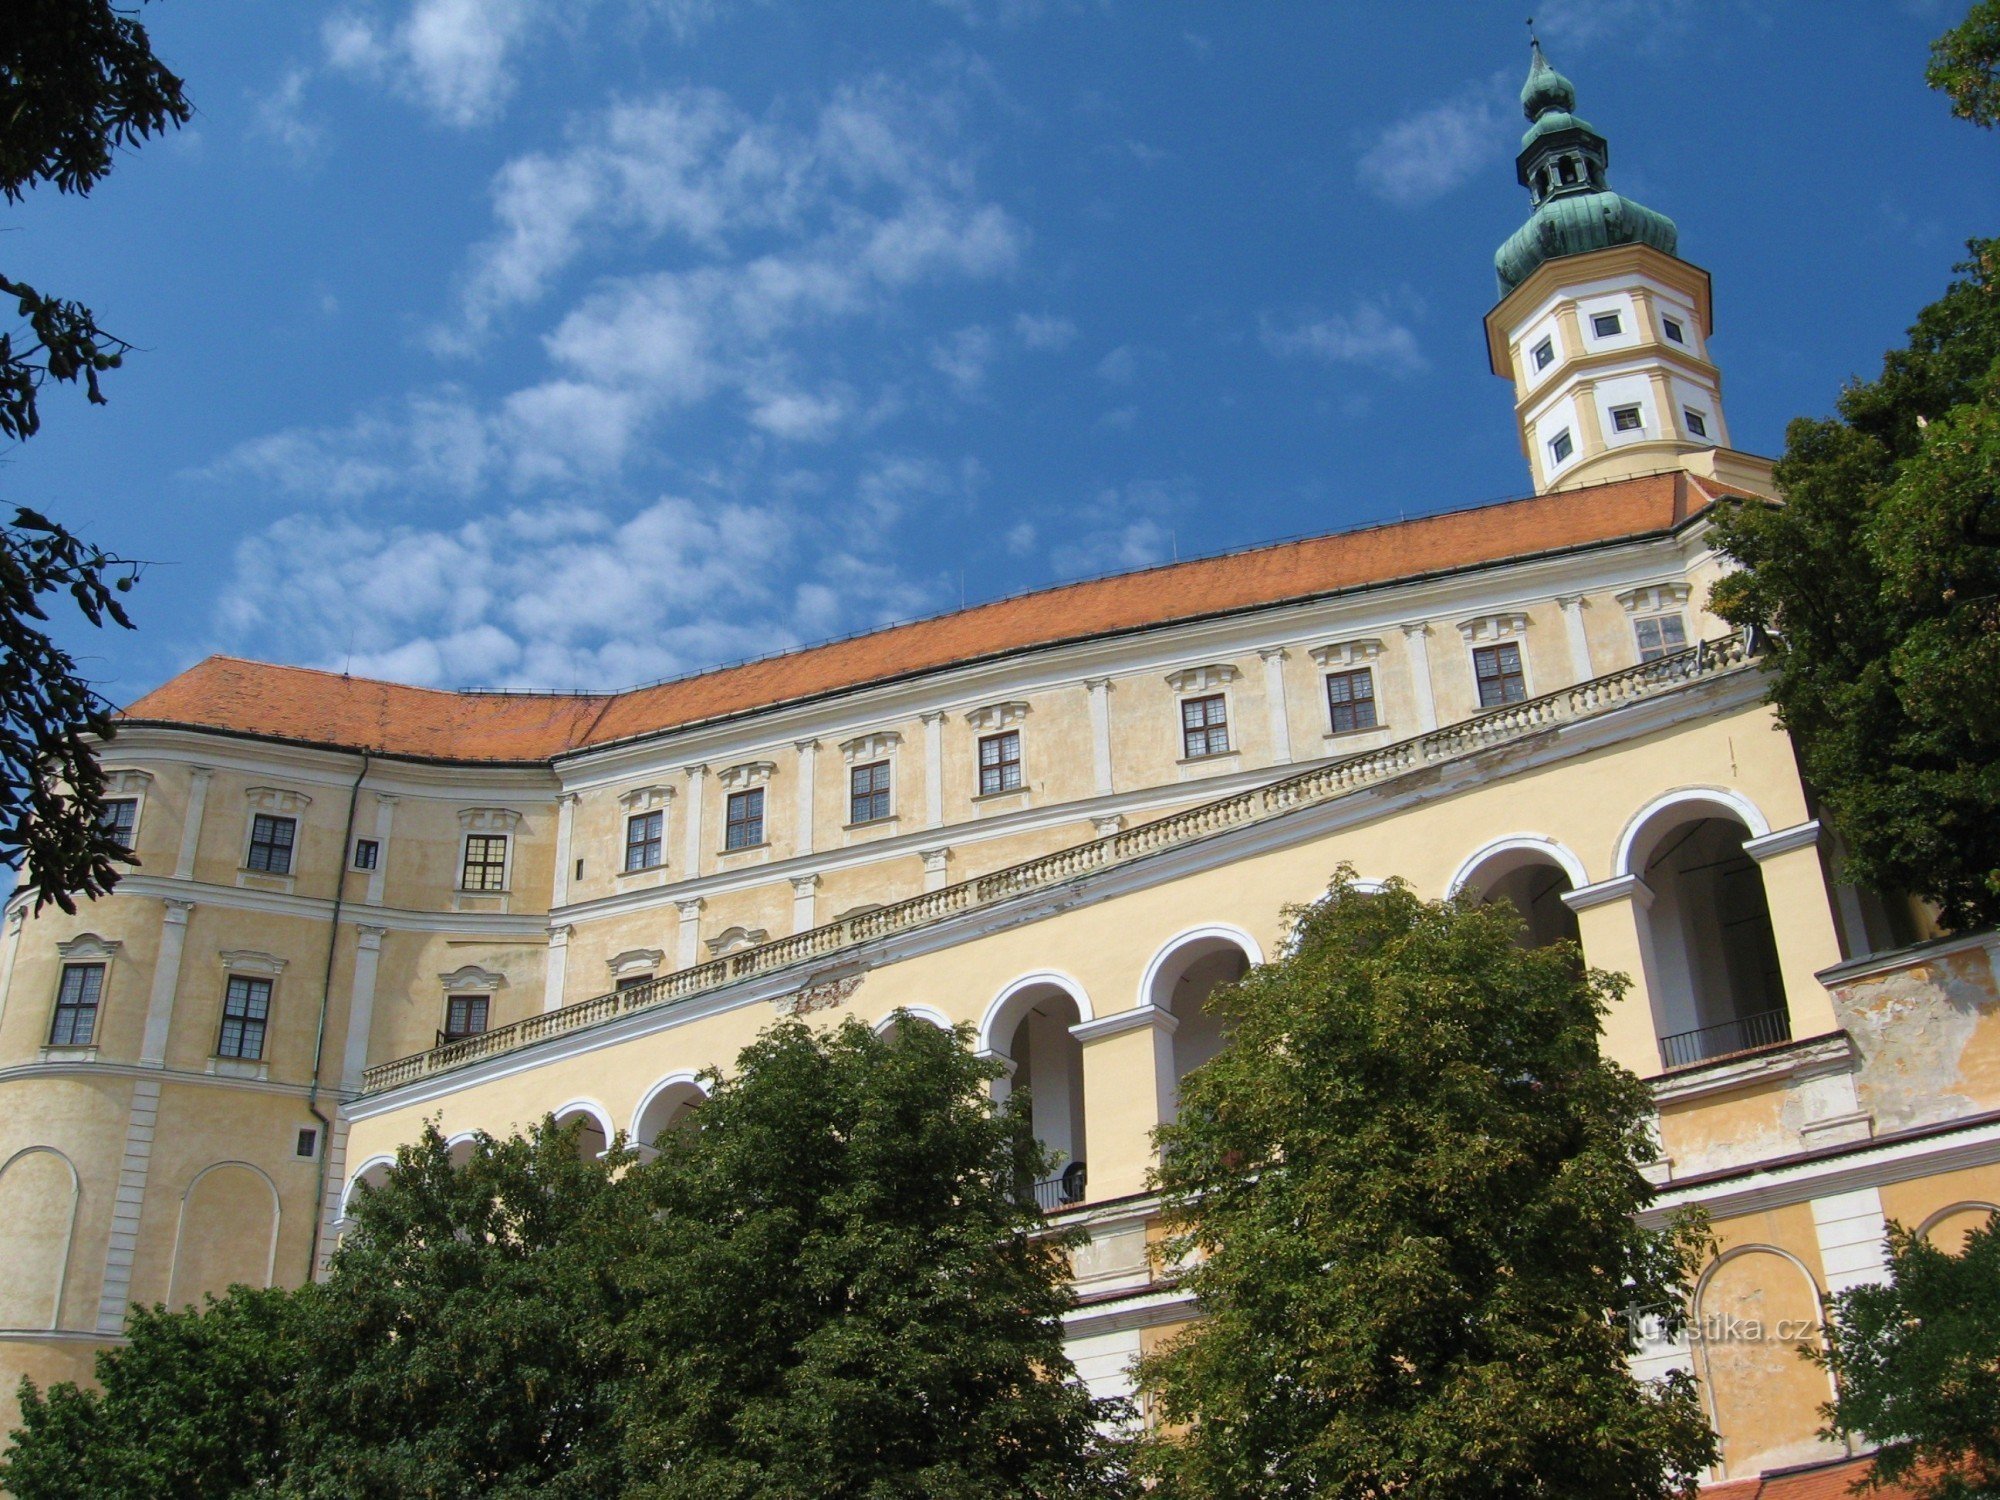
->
[1308,638,1384,669]
[705,926,768,957]
[617,784,675,812]
[56,932,123,962]
[457,807,522,833]
[219,948,287,977]
[607,948,664,979]
[1456,611,1530,643]
[246,786,312,814]
[1164,664,1240,694]
[964,701,1030,732]
[839,731,902,763]
[103,768,154,796]
[717,761,777,791]
[439,964,507,993]
[1616,582,1693,615]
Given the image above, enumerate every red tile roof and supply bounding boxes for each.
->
[121,472,1730,765]
[1704,1454,1932,1498]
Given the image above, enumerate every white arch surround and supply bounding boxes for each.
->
[1614,787,1773,878]
[1915,1200,2000,1242]
[340,1153,397,1218]
[1448,835,1590,897]
[632,1072,709,1147]
[0,1145,81,1331]
[977,971,1096,1055]
[1137,923,1266,1015]
[548,1099,616,1157]
[873,1004,953,1036]
[1690,1242,1838,1449]
[443,1130,482,1167]
[168,1160,281,1306]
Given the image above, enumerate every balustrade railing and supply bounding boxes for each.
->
[361,630,1760,1094]
[1657,1005,1793,1071]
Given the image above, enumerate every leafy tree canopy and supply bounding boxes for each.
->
[4,1018,1125,1498]
[1135,872,1716,1500]
[1814,1214,2000,1500]
[0,1,187,912]
[1930,0,2000,127]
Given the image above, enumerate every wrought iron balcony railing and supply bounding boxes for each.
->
[361,630,1762,1095]
[1657,1005,1793,1071]
[1028,1162,1088,1213]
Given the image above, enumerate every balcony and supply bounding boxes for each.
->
[1657,1007,1793,1071]
[1028,1162,1088,1213]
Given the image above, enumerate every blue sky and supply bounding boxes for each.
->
[10,0,1997,702]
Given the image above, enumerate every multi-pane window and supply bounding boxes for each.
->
[1662,315,1686,344]
[460,834,508,891]
[978,731,1023,795]
[1610,404,1644,432]
[1531,337,1554,371]
[614,973,655,993]
[849,761,892,824]
[724,789,765,850]
[246,814,296,874]
[1635,614,1690,662]
[624,810,664,871]
[49,963,104,1048]
[1684,407,1709,438]
[351,837,380,871]
[443,994,489,1039]
[100,798,137,850]
[1473,643,1529,707]
[1325,668,1379,734]
[1180,694,1230,758]
[1591,311,1623,337]
[1548,429,1574,465]
[217,976,271,1061]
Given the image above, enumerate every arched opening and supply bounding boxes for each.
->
[1454,843,1582,951]
[550,1103,611,1161]
[1144,929,1259,1109]
[0,1147,79,1330]
[633,1078,707,1150]
[169,1162,280,1309]
[986,980,1089,1209]
[1692,1248,1840,1479]
[1627,804,1789,1069]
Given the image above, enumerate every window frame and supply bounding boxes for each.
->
[1547,427,1574,466]
[216,974,272,1061]
[1472,641,1529,708]
[1683,406,1710,439]
[459,833,510,892]
[1179,693,1231,760]
[1324,666,1380,736]
[1661,314,1686,344]
[1531,336,1555,371]
[977,729,1024,797]
[350,837,380,872]
[99,797,139,852]
[442,993,490,1040]
[1590,310,1624,338]
[49,962,105,1048]
[1609,403,1645,433]
[723,787,766,851]
[623,809,666,872]
[1634,613,1690,662]
[245,813,297,875]
[848,760,893,825]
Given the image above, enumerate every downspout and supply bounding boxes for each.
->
[306,751,369,1281]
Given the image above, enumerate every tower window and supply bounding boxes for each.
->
[100,798,138,850]
[624,810,665,871]
[1325,668,1378,735]
[1610,404,1644,433]
[1684,407,1710,438]
[246,814,296,875]
[1473,643,1529,708]
[978,731,1023,795]
[849,761,892,824]
[1635,614,1690,662]
[1548,428,1574,465]
[460,834,508,891]
[1531,337,1555,371]
[217,976,272,1061]
[1662,316,1686,344]
[351,837,379,871]
[1180,694,1230,759]
[1591,311,1623,338]
[443,994,489,1040]
[724,789,765,850]
[49,963,105,1048]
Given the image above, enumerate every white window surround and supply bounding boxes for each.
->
[213,952,284,1075]
[1307,637,1383,669]
[217,948,287,978]
[620,808,668,875]
[457,807,523,833]
[716,760,778,791]
[440,964,508,994]
[1456,611,1530,644]
[1547,427,1575,468]
[100,769,154,848]
[706,925,768,957]
[47,933,120,1059]
[456,831,513,894]
[239,800,302,887]
[1172,685,1239,765]
[607,948,665,981]
[1616,583,1693,615]
[1162,663,1240,694]
[616,784,676,813]
[839,731,902,763]
[964,701,1031,732]
[245,786,313,816]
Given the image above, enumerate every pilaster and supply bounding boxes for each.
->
[173,766,213,881]
[1071,1007,1178,1202]
[138,898,194,1066]
[341,925,388,1087]
[1400,622,1439,732]
[1258,647,1293,765]
[1563,874,1664,1075]
[1084,679,1114,796]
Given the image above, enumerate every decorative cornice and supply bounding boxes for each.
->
[1742,820,1820,863]
[1561,872,1653,912]
[839,731,902,763]
[1070,1006,1177,1043]
[616,784,675,811]
[245,785,312,814]
[56,932,123,962]
[1164,664,1240,694]
[1616,581,1692,615]
[219,948,288,976]
[1456,610,1530,642]
[965,700,1031,732]
[457,806,523,833]
[717,760,777,791]
[1309,637,1384,668]
[439,964,507,992]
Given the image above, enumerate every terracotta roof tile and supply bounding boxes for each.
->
[1702,1455,1933,1498]
[122,472,1723,764]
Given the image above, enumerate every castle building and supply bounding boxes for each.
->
[2,45,1995,1489]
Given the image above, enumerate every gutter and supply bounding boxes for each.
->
[305,751,369,1281]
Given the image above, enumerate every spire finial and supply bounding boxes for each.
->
[1519,25,1575,120]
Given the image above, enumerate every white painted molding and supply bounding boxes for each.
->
[1070,1006,1177,1044]
[607,948,664,979]
[1562,873,1654,913]
[439,964,507,992]
[1456,610,1531,643]
[1137,923,1267,1014]
[839,731,902,763]
[56,932,123,962]
[218,948,287,976]
[1164,663,1240,694]
[616,784,676,811]
[705,926,768,956]
[1447,834,1590,897]
[1617,582,1693,614]
[1613,786,1773,876]
[245,785,312,814]
[1742,820,1821,863]
[103,768,155,796]
[457,806,522,833]
[965,700,1031,732]
[977,969,1098,1053]
[717,760,777,791]
[1308,637,1384,668]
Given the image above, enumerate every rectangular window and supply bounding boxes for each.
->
[1634,614,1690,661]
[1662,315,1686,344]
[1548,428,1574,465]
[246,814,296,875]
[849,761,892,824]
[1591,311,1623,337]
[100,798,137,850]
[1610,404,1644,432]
[1180,694,1230,758]
[217,976,272,1061]
[1325,668,1379,735]
[624,810,664,872]
[1684,407,1709,438]
[614,973,654,993]
[1473,642,1528,707]
[443,994,489,1039]
[460,834,508,891]
[49,963,104,1048]
[351,837,380,871]
[296,1128,319,1159]
[1531,337,1555,371]
[724,788,765,850]
[978,730,1023,795]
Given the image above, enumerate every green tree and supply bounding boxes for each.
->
[618,1015,1127,1499]
[1930,1,2000,126]
[1708,240,2000,929]
[1,1,188,912]
[1814,1214,2000,1500]
[1134,873,1716,1500]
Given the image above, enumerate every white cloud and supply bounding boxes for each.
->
[1261,298,1427,376]
[1096,344,1139,384]
[931,325,996,392]
[252,67,324,162]
[1045,479,1192,579]
[1013,312,1076,350]
[1355,76,1510,208]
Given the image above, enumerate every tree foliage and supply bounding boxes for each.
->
[1814,1213,2000,1500]
[0,1,186,910]
[1930,1,2000,127]
[1707,239,2000,929]
[4,1019,1124,1498]
[1134,872,1716,1500]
